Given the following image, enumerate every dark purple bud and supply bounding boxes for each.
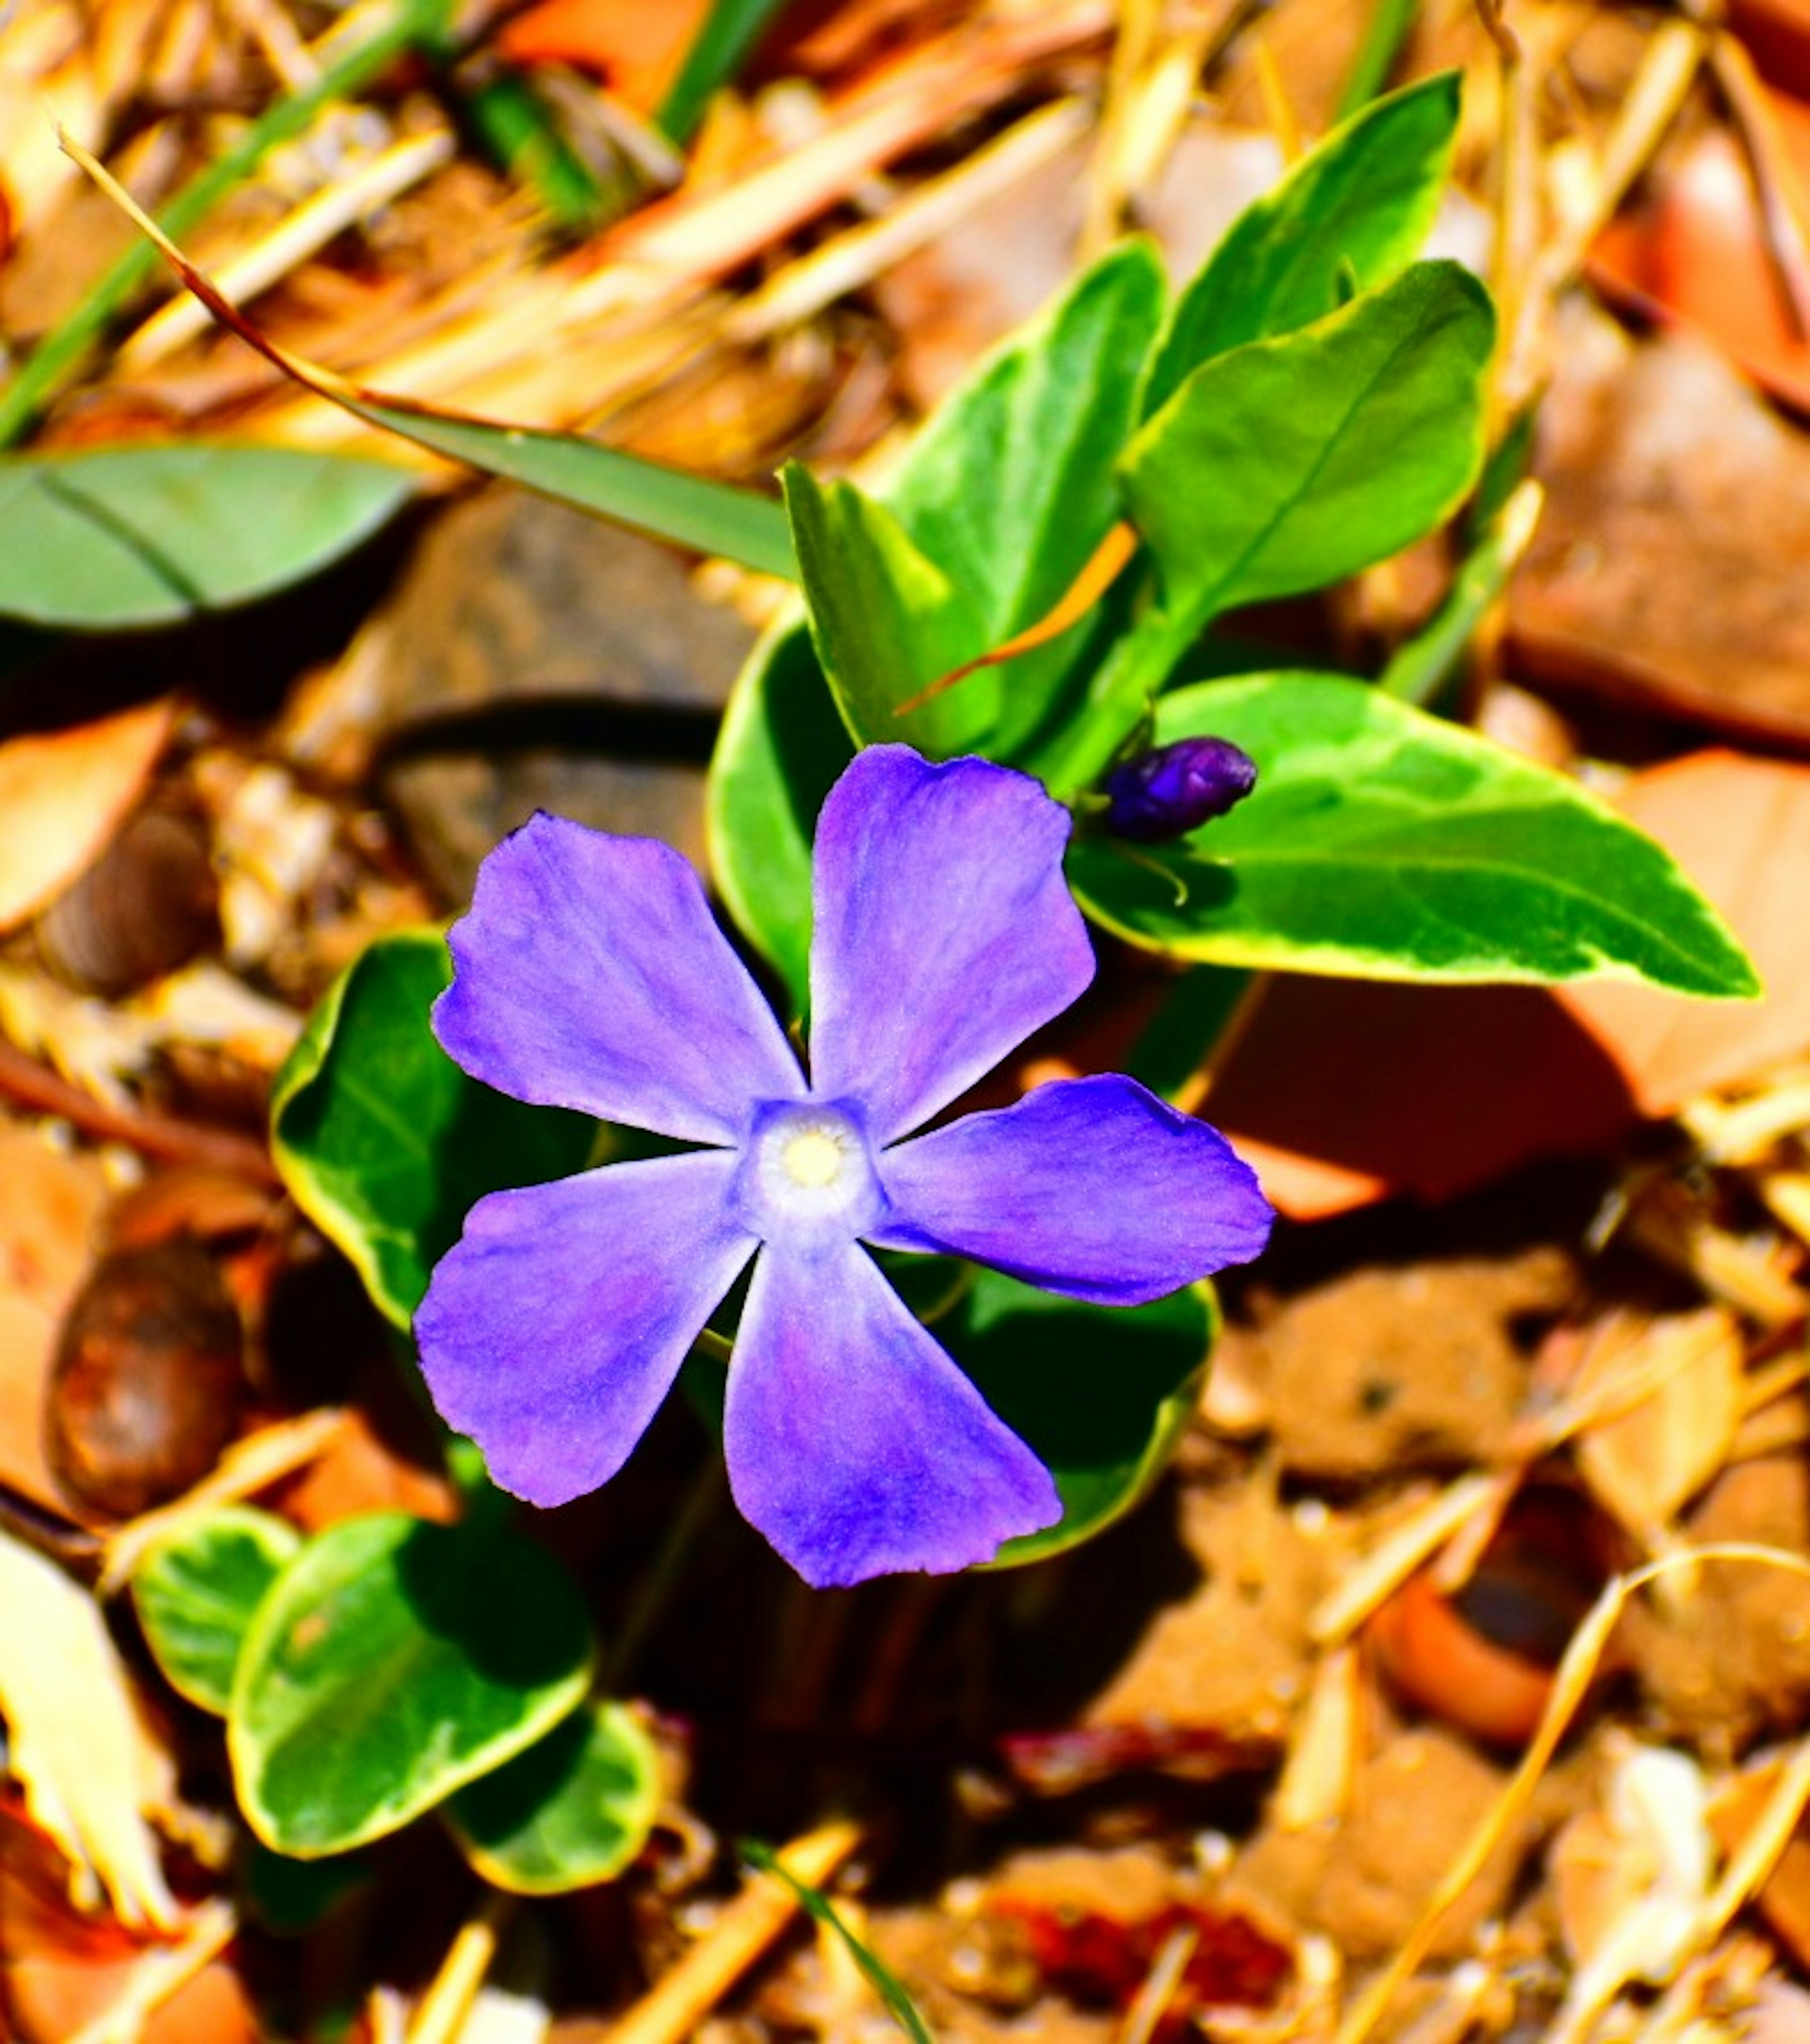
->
[1102,737,1258,842]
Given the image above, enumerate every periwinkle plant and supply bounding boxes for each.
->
[416,746,1273,1587]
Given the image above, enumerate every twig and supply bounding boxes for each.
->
[0,1032,278,1184]
[607,1819,862,2044]
[405,1896,518,2044]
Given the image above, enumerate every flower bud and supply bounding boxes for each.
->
[1102,737,1257,842]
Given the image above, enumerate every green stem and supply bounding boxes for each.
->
[1032,598,1200,795]
[598,1457,724,1691]
[1335,0,1420,121]
[657,0,789,146]
[0,0,452,447]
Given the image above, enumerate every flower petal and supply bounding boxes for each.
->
[436,813,804,1143]
[725,1241,1060,1586]
[873,1074,1274,1304]
[807,747,1094,1142]
[415,1152,756,1506]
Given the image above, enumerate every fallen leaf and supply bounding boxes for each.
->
[1551,1743,1713,2029]
[497,0,710,106]
[0,1526,177,1929]
[1210,980,1637,1219]
[0,1816,245,2044]
[1733,0,1810,95]
[0,1123,108,1508]
[1511,302,1810,747]
[1592,121,1810,418]
[0,702,173,936]
[1572,1308,1745,1535]
[1561,752,1810,1114]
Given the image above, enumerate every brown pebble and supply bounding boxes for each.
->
[45,1240,244,1517]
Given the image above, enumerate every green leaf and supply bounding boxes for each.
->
[1336,0,1423,117]
[1125,261,1494,634]
[784,464,995,757]
[446,1700,660,1894]
[944,1266,1214,1566]
[270,930,593,1328]
[133,1506,301,1714]
[0,444,415,627]
[340,400,795,579]
[706,609,850,1015]
[240,1842,370,1933]
[742,1840,934,2044]
[1068,672,1762,996]
[230,1512,593,1857]
[708,243,1167,975]
[659,0,790,142]
[1144,72,1461,413]
[895,237,1165,638]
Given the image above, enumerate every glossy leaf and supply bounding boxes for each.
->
[706,610,849,1016]
[446,1700,661,1893]
[710,243,1166,978]
[895,237,1164,640]
[936,1265,1214,1567]
[270,930,593,1328]
[1144,72,1462,412]
[1125,261,1494,635]
[784,465,995,757]
[230,1512,593,1856]
[133,1507,300,1715]
[0,444,414,627]
[1069,673,1761,996]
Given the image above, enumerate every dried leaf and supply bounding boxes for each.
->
[1550,1743,1713,2042]
[1511,304,1810,747]
[0,702,173,937]
[1573,1309,1745,1535]
[1562,753,1810,1116]
[0,1124,108,1508]
[0,1527,177,1929]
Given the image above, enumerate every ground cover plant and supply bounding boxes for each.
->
[2,3,1810,2041]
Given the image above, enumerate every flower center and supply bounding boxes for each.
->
[736,1101,884,1246]
[780,1126,848,1188]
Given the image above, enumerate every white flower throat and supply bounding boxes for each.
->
[738,1101,886,1245]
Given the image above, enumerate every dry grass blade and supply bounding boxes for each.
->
[100,1409,348,1592]
[117,125,457,371]
[1308,1471,1507,1646]
[1335,1544,1810,2044]
[605,1820,861,2044]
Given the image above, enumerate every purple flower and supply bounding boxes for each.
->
[1103,736,1257,842]
[414,745,1273,1588]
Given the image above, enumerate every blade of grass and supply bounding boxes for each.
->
[658,0,791,145]
[62,136,797,578]
[740,1840,935,2043]
[1335,0,1420,119]
[0,0,455,447]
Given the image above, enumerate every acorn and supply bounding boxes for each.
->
[34,802,218,998]
[45,1240,244,1518]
